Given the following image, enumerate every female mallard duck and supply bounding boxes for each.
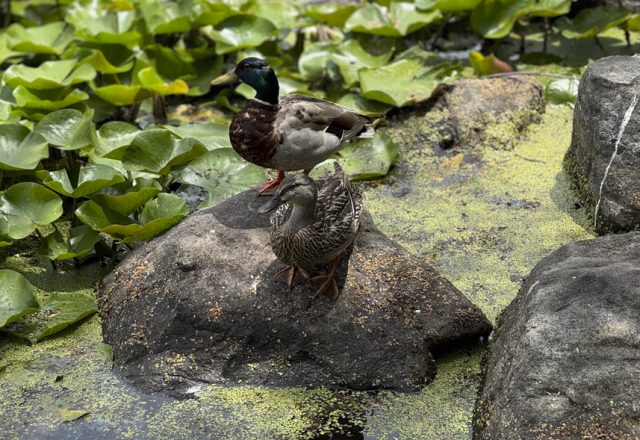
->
[211,57,372,194]
[258,163,363,299]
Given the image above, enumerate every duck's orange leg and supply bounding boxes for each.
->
[311,256,342,300]
[255,170,285,196]
[275,265,309,289]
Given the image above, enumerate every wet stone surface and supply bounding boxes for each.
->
[473,232,640,439]
[99,189,492,396]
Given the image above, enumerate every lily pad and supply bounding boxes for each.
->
[359,59,441,107]
[0,269,39,328]
[545,77,579,105]
[39,226,101,260]
[345,3,441,37]
[120,129,207,174]
[469,51,512,76]
[89,83,148,107]
[58,409,90,423]
[34,109,94,151]
[137,66,189,96]
[0,123,48,170]
[4,59,96,90]
[87,50,135,74]
[6,21,74,55]
[304,3,358,27]
[164,123,231,150]
[557,5,632,39]
[471,0,571,39]
[337,93,392,117]
[172,149,266,207]
[93,121,140,158]
[37,164,125,198]
[416,0,480,11]
[3,291,98,343]
[140,0,192,34]
[298,42,336,81]
[331,39,393,87]
[67,6,140,46]
[207,15,276,55]
[13,87,89,112]
[250,0,300,29]
[0,183,63,240]
[91,178,161,215]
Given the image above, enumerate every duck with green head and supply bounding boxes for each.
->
[212,57,372,194]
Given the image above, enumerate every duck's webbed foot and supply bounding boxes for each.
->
[275,265,309,289]
[255,170,285,196]
[311,256,342,300]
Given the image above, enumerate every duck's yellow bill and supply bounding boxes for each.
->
[211,71,239,86]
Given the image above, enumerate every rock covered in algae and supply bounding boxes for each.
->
[564,55,640,234]
[473,232,640,439]
[98,188,491,396]
[387,76,544,151]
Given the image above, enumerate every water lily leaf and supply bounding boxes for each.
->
[89,83,148,106]
[304,3,358,27]
[172,149,266,207]
[331,39,393,87]
[3,292,97,343]
[87,50,134,74]
[250,0,300,29]
[0,34,21,64]
[37,164,125,198]
[545,77,579,105]
[137,67,189,96]
[164,123,231,150]
[298,42,336,81]
[337,93,392,117]
[39,226,101,260]
[58,408,90,422]
[0,123,48,170]
[67,7,140,46]
[416,0,480,11]
[359,59,440,107]
[469,51,513,76]
[558,6,632,39]
[91,178,161,215]
[345,3,441,37]
[4,60,96,90]
[0,183,63,240]
[34,109,94,151]
[6,21,74,55]
[140,0,192,34]
[471,0,571,39]
[13,87,89,112]
[75,200,136,236]
[627,15,640,31]
[0,269,39,328]
[207,15,276,55]
[93,121,140,158]
[119,193,187,243]
[120,129,207,174]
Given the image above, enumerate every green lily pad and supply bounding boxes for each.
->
[120,129,207,175]
[39,225,101,260]
[545,77,579,105]
[58,408,90,423]
[0,183,63,240]
[37,164,125,198]
[137,66,189,96]
[298,42,336,81]
[3,291,97,343]
[6,21,74,55]
[87,50,135,74]
[359,59,441,107]
[93,121,140,158]
[0,33,21,64]
[4,59,96,90]
[337,93,392,117]
[469,51,512,76]
[557,5,632,39]
[34,109,94,151]
[416,0,480,11]
[0,269,39,328]
[471,0,571,39]
[67,6,140,46]
[250,0,300,29]
[172,149,266,207]
[91,178,161,215]
[90,83,148,106]
[627,14,640,31]
[75,200,135,237]
[304,3,358,27]
[0,123,48,170]
[164,123,231,150]
[207,15,276,55]
[331,38,393,87]
[13,87,89,112]
[345,3,441,37]
[140,0,192,34]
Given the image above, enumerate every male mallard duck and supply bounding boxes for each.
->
[258,163,363,299]
[211,57,372,194]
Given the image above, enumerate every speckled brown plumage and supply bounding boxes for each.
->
[229,99,280,167]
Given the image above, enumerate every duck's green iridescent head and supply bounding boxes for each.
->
[211,57,279,105]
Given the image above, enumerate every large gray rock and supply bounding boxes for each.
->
[473,232,640,439]
[564,55,640,234]
[99,189,491,396]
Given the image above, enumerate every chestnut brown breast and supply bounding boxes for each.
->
[229,100,281,168]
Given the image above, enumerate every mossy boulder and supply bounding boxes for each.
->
[98,189,491,396]
[564,55,640,234]
[473,232,640,439]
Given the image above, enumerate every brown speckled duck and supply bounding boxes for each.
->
[211,57,372,194]
[258,163,363,299]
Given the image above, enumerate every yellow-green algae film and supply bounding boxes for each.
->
[0,104,594,439]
